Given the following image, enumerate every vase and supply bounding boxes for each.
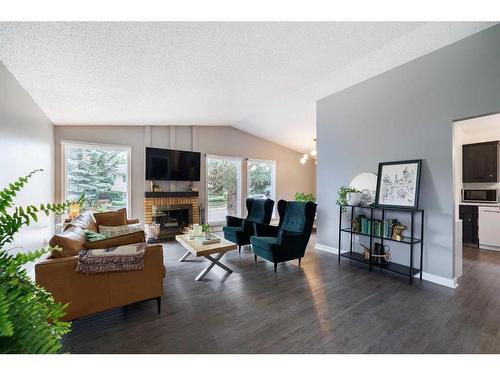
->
[204,232,211,240]
[346,192,362,206]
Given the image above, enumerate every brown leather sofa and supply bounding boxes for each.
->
[35,210,165,321]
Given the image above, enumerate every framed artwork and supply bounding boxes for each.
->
[375,159,422,209]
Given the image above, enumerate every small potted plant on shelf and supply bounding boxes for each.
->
[201,224,212,240]
[336,185,362,211]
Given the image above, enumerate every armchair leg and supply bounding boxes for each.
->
[156,297,161,314]
[238,245,241,253]
[274,262,277,273]
[298,257,302,267]
[254,254,257,262]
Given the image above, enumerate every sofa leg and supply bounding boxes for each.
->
[298,257,301,267]
[274,262,277,273]
[254,254,257,262]
[156,297,161,314]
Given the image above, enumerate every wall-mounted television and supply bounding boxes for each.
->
[145,147,201,181]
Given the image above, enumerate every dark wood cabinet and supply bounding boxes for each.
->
[462,141,499,183]
[459,205,478,246]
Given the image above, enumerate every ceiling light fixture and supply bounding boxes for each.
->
[300,139,317,164]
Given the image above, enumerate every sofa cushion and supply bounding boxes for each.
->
[49,226,86,257]
[99,223,144,238]
[83,231,146,250]
[94,208,128,230]
[250,236,280,251]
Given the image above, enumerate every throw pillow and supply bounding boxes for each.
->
[98,223,144,238]
[83,229,109,242]
[94,208,128,229]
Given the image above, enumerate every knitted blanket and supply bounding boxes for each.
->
[76,242,146,274]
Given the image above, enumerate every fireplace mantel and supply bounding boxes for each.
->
[145,191,199,198]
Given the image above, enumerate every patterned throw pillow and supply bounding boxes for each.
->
[98,223,144,238]
[83,229,109,243]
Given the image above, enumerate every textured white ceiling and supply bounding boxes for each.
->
[0,22,495,152]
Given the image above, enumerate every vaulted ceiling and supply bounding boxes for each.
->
[0,22,495,152]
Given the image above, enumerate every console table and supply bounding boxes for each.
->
[338,204,424,285]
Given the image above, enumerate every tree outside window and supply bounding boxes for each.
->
[248,160,275,200]
[64,143,129,211]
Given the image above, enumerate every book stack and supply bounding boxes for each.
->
[354,217,399,237]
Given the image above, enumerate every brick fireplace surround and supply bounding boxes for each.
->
[144,192,200,233]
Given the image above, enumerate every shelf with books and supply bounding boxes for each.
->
[337,204,424,284]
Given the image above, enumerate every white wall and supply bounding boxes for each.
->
[54,125,316,222]
[0,62,54,273]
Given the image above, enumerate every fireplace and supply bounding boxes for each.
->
[144,192,200,241]
[152,204,192,239]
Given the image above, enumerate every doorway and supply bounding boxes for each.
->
[453,113,500,279]
[205,155,243,225]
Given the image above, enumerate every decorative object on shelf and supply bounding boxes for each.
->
[360,189,375,206]
[375,159,422,209]
[350,172,377,206]
[336,185,362,212]
[294,192,316,203]
[373,243,391,265]
[391,222,407,241]
[347,191,363,206]
[201,223,212,240]
[144,223,161,241]
[300,139,317,164]
[352,217,360,232]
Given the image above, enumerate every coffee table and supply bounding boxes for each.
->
[175,234,237,281]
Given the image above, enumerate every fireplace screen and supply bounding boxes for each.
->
[152,204,192,239]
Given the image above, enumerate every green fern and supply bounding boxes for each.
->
[0,170,80,353]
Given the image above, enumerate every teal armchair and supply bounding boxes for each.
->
[223,198,275,252]
[251,200,317,272]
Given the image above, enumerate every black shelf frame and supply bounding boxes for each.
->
[337,204,424,285]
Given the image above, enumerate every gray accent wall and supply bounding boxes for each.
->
[0,61,54,267]
[316,25,500,281]
[54,125,315,222]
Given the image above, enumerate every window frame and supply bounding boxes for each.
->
[61,140,132,213]
[246,158,277,218]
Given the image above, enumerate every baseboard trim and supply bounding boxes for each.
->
[315,243,458,289]
[315,243,350,254]
[417,272,458,289]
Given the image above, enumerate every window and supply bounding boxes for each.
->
[62,141,131,211]
[247,159,276,202]
[206,156,242,225]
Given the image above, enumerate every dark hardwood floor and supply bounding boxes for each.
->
[62,238,500,353]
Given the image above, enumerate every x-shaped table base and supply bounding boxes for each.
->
[179,251,233,281]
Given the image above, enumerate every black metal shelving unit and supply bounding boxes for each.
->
[338,204,424,285]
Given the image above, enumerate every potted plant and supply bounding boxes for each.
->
[294,192,316,203]
[201,224,212,240]
[336,185,362,211]
[0,170,81,353]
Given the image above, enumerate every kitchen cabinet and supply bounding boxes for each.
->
[459,205,478,245]
[462,141,499,183]
[478,206,500,248]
